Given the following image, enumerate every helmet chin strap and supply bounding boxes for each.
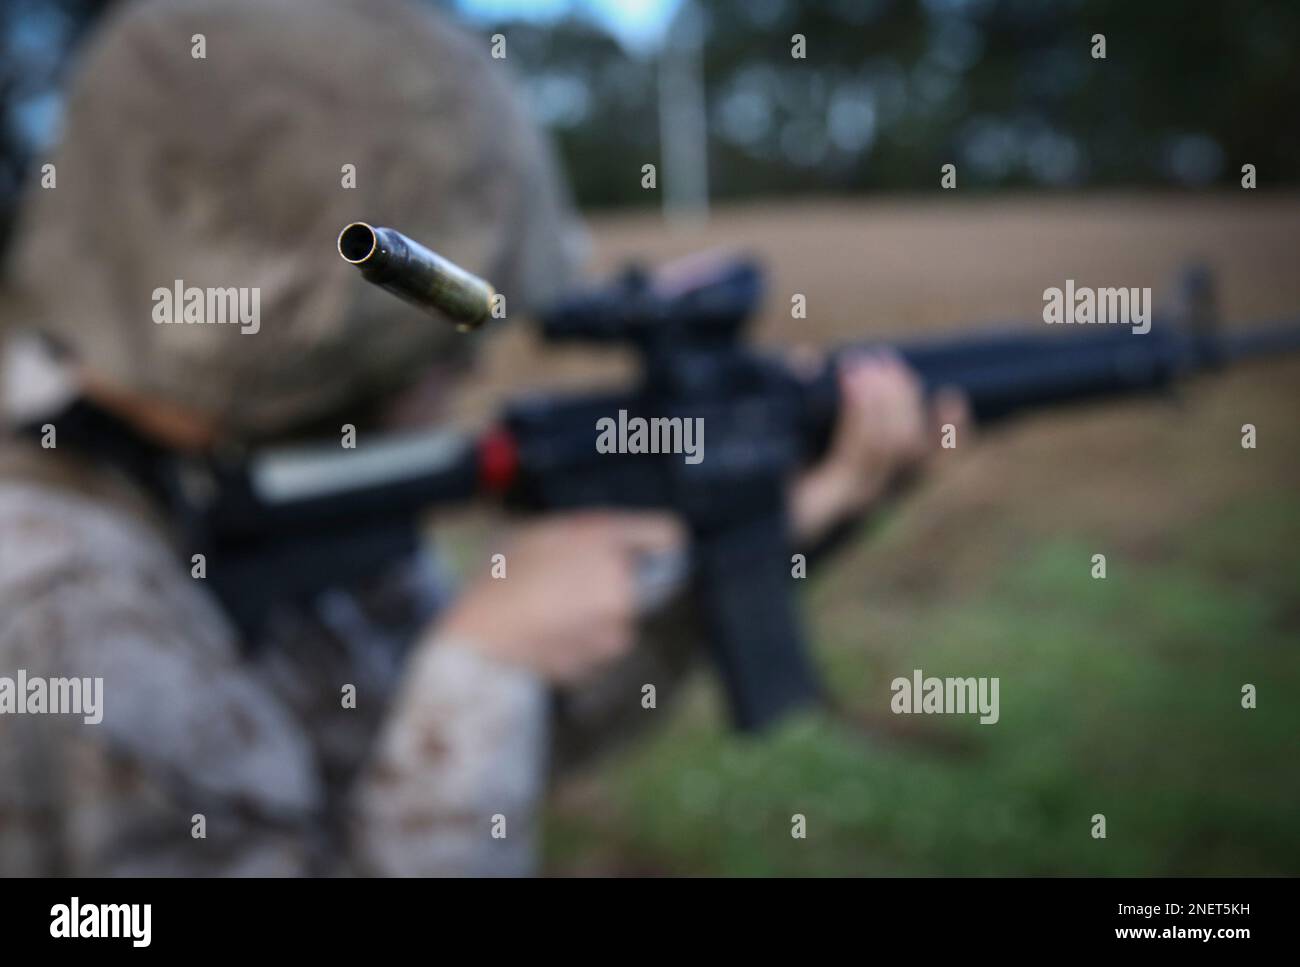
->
[3,330,221,451]
[77,371,221,453]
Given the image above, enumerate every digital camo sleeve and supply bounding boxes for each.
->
[0,580,323,876]
[0,583,547,876]
[352,638,549,876]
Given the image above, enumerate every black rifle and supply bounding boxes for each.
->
[128,228,1299,732]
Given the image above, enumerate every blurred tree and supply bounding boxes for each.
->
[500,0,1300,206]
[477,15,659,208]
[1,0,1296,246]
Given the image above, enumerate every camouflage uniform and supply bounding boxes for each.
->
[0,0,697,876]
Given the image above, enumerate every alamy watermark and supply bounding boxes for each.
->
[152,280,260,334]
[1043,280,1151,334]
[890,668,999,724]
[0,669,103,724]
[50,898,150,947]
[596,409,704,464]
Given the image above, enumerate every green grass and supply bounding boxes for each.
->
[543,495,1300,875]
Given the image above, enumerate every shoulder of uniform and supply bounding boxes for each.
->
[0,469,179,599]
[0,478,321,820]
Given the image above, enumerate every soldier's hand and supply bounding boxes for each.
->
[791,352,970,541]
[437,511,685,683]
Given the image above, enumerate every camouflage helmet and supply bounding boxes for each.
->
[8,0,578,439]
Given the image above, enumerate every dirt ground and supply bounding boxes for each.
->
[488,191,1300,347]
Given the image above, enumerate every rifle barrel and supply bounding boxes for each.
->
[1218,321,1300,361]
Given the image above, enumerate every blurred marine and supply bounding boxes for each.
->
[0,0,579,876]
[0,0,937,875]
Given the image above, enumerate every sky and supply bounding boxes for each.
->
[456,0,684,52]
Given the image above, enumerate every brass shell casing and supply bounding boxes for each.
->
[338,222,495,331]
